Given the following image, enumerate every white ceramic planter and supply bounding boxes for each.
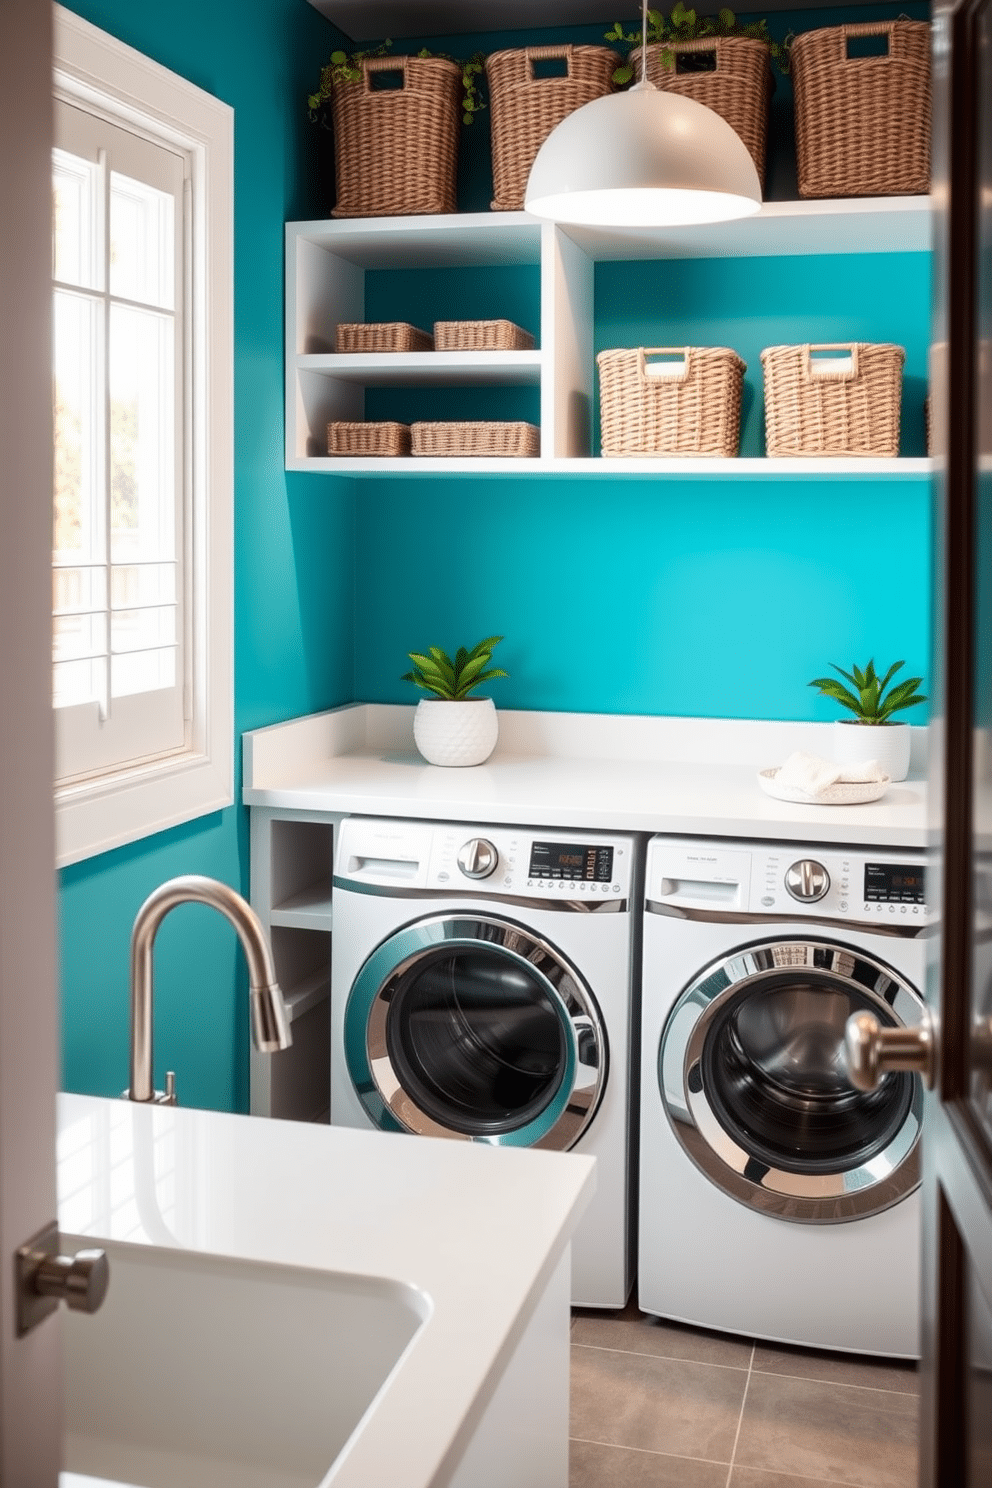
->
[413,697,499,767]
[831,720,912,782]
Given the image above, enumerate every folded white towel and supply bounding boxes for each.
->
[776,751,887,796]
[835,758,887,783]
[775,752,843,794]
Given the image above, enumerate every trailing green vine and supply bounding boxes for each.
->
[605,4,791,79]
[308,40,487,125]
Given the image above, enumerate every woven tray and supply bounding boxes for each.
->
[597,346,746,458]
[761,343,905,457]
[433,319,535,352]
[486,45,620,211]
[410,421,540,458]
[335,322,434,353]
[629,37,772,189]
[790,21,931,199]
[330,55,462,218]
[327,421,411,457]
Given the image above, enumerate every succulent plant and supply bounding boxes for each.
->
[402,636,508,702]
[808,659,927,724]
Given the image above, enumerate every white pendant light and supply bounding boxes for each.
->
[524,3,762,227]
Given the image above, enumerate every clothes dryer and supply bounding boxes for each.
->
[331,816,642,1308]
[639,834,929,1357]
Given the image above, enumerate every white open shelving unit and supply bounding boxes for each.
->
[285,194,933,477]
[249,808,341,1121]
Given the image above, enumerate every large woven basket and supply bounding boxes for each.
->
[629,38,772,189]
[433,319,535,351]
[411,421,540,457]
[330,55,462,218]
[597,346,746,458]
[485,46,620,211]
[327,421,411,457]
[335,322,434,353]
[761,343,905,457]
[790,21,931,199]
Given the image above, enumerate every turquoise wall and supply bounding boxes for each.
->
[57,1,933,1112]
[58,0,355,1113]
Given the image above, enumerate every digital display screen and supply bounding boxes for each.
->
[864,863,926,903]
[529,841,614,881]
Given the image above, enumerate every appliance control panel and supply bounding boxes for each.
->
[431,827,633,900]
[335,817,635,901]
[646,837,931,924]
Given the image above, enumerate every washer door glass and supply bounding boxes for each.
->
[660,938,925,1222]
[345,914,607,1150]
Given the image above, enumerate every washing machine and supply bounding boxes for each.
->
[330,816,641,1308]
[639,834,930,1358]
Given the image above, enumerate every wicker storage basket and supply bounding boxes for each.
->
[433,319,535,351]
[327,421,411,457]
[597,346,746,458]
[410,421,540,457]
[790,21,931,199]
[630,37,772,188]
[335,322,434,353]
[330,55,462,218]
[761,343,905,457]
[485,46,620,211]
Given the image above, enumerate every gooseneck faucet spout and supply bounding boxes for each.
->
[128,875,292,1104]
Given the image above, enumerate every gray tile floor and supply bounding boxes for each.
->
[569,1295,919,1488]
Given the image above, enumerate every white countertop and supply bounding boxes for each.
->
[57,1093,594,1488]
[243,705,929,848]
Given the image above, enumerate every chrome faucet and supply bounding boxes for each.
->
[127,875,292,1105]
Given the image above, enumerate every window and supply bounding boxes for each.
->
[52,7,233,867]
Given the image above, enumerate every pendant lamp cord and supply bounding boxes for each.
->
[634,0,654,91]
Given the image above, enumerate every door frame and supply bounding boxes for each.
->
[0,2,63,1482]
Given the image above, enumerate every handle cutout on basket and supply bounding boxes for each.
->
[367,66,406,91]
[676,49,717,74]
[641,349,691,382]
[806,345,858,380]
[529,54,570,79]
[845,31,890,58]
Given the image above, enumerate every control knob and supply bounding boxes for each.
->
[457,838,498,880]
[785,859,830,903]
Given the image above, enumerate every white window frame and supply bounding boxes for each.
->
[53,6,233,868]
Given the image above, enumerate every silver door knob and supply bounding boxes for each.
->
[456,838,498,879]
[16,1221,110,1336]
[35,1247,110,1313]
[785,859,830,902]
[844,1010,935,1090]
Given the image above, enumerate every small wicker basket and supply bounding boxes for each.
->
[761,343,905,457]
[790,21,931,199]
[410,421,540,458]
[629,37,772,189]
[485,45,620,211]
[330,55,462,218]
[433,320,535,352]
[597,346,747,458]
[335,322,434,353]
[327,421,411,457]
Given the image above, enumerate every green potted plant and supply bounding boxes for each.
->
[402,636,508,766]
[808,659,927,781]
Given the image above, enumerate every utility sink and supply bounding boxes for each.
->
[60,1240,428,1488]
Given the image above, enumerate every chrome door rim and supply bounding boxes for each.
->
[344,913,608,1149]
[659,938,925,1223]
